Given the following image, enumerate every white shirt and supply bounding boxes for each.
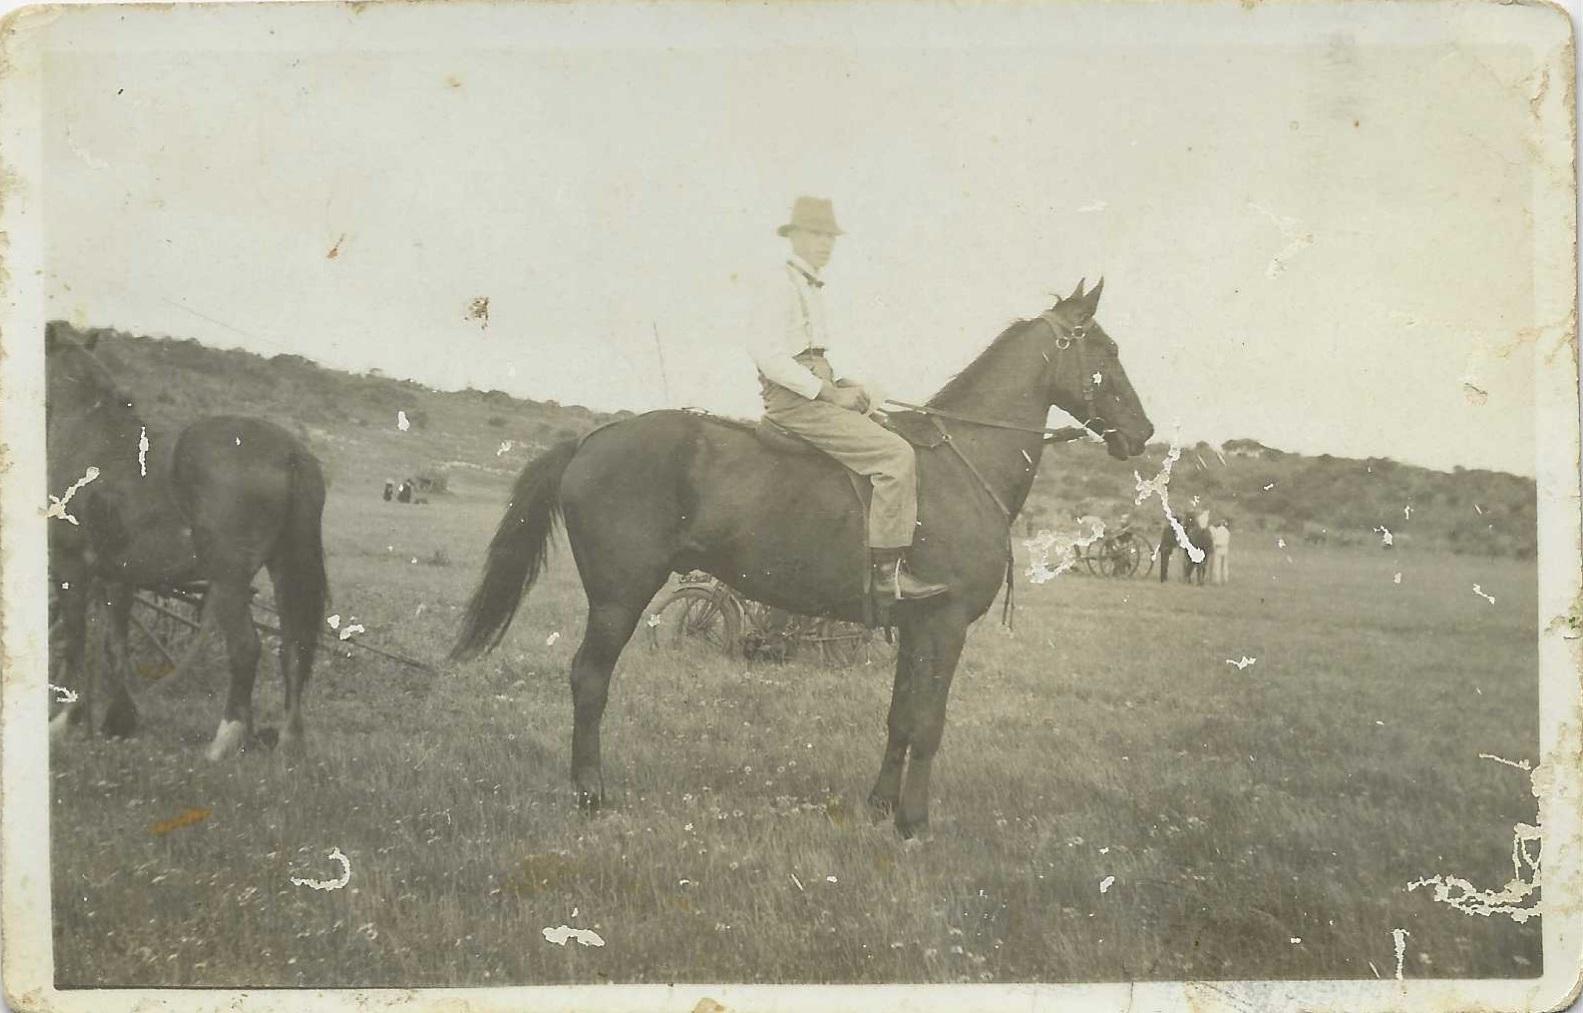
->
[1210,524,1231,550]
[748,255,831,400]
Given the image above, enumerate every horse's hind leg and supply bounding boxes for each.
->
[266,560,309,752]
[205,582,261,761]
[275,636,307,751]
[569,580,667,812]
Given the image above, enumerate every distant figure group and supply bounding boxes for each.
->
[1159,510,1233,585]
[383,477,419,504]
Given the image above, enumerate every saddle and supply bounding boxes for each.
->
[753,410,946,455]
[752,410,948,634]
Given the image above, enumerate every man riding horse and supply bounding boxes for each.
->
[748,196,948,604]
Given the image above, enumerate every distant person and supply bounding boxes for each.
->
[383,478,395,502]
[397,479,413,504]
[1210,517,1232,584]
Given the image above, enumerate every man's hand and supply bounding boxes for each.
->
[834,379,873,413]
[818,381,868,413]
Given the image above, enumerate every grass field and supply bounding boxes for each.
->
[49,472,1542,986]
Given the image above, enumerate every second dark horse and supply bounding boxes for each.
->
[453,281,1154,836]
[46,324,329,760]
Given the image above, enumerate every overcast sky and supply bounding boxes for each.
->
[40,2,1553,475]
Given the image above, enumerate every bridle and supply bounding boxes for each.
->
[879,305,1105,444]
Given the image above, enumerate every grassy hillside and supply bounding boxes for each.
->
[65,323,1536,558]
[71,324,631,502]
[1024,440,1535,559]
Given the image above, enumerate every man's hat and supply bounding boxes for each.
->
[777,196,844,237]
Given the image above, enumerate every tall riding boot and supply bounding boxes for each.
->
[871,548,949,602]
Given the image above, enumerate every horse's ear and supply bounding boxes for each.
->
[44,320,62,353]
[1066,278,1087,303]
[1078,276,1105,317]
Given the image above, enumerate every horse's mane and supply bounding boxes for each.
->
[927,318,1034,407]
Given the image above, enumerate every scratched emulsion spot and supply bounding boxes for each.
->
[1099,875,1115,894]
[48,684,78,703]
[1472,584,1496,605]
[1133,433,1204,562]
[1407,754,1540,921]
[1392,927,1410,979]
[1024,516,1106,583]
[397,410,410,432]
[1375,525,1394,547]
[150,807,211,836]
[545,631,560,646]
[1225,656,1257,670]
[45,466,101,525]
[137,426,149,476]
[542,925,605,947]
[467,296,490,330]
[290,847,352,891]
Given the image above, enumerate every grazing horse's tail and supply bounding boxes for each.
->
[452,439,581,661]
[276,448,330,673]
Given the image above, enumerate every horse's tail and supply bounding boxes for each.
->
[276,448,330,675]
[451,439,580,661]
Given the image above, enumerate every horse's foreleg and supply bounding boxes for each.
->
[867,630,915,818]
[48,575,91,740]
[205,582,261,761]
[99,583,138,738]
[894,613,968,839]
[569,601,645,812]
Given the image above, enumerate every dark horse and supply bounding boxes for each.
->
[452,280,1153,836]
[45,323,329,760]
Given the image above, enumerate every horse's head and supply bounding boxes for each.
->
[45,321,138,432]
[1037,279,1153,460]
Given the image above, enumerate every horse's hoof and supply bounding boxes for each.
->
[895,815,931,841]
[575,790,603,816]
[255,727,281,750]
[204,719,248,761]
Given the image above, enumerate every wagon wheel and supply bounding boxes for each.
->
[1080,540,1106,577]
[1117,537,1144,577]
[130,590,214,689]
[1111,533,1145,577]
[814,619,889,668]
[645,585,741,657]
